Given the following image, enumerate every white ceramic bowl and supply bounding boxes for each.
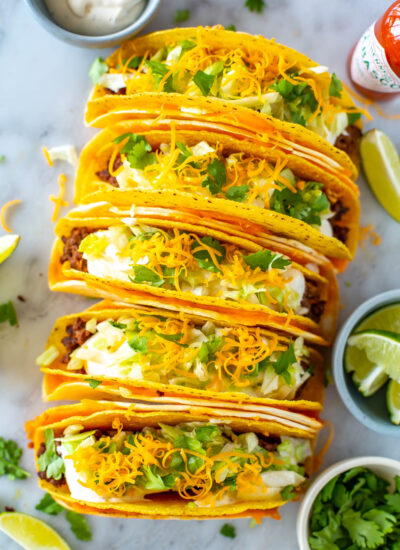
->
[297,456,400,550]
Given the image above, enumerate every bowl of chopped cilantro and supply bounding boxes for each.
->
[297,456,400,550]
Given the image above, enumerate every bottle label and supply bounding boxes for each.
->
[350,22,400,93]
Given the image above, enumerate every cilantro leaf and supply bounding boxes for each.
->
[193,70,216,96]
[242,249,291,271]
[128,334,148,353]
[191,236,226,272]
[145,60,174,92]
[38,429,65,481]
[129,266,165,287]
[0,301,18,326]
[35,493,63,515]
[385,492,400,513]
[178,39,196,54]
[89,57,108,84]
[348,111,362,125]
[109,321,127,330]
[281,484,296,501]
[329,73,343,98]
[85,378,102,389]
[226,24,236,31]
[342,509,384,548]
[127,56,143,69]
[202,158,227,195]
[364,509,396,535]
[226,185,249,202]
[198,335,224,363]
[220,524,236,538]
[271,76,318,123]
[272,341,296,384]
[174,9,190,22]
[245,0,266,13]
[155,332,187,347]
[113,133,157,170]
[270,181,330,227]
[0,437,30,480]
[66,510,92,542]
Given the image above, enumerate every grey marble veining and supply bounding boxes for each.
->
[1,0,400,548]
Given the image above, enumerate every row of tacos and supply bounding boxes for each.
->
[27,26,363,520]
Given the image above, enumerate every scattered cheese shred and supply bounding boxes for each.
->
[359,224,381,248]
[0,199,21,233]
[49,173,69,222]
[42,146,53,167]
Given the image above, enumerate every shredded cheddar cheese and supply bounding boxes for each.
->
[1,199,21,233]
[49,173,69,222]
[359,224,381,248]
[42,146,53,167]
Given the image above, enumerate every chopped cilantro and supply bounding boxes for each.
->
[0,300,17,326]
[88,57,108,84]
[348,111,362,125]
[281,484,296,501]
[270,181,330,227]
[329,73,343,98]
[129,265,164,287]
[128,334,148,353]
[192,236,226,272]
[226,185,249,202]
[0,437,30,480]
[271,76,318,123]
[0,155,6,163]
[109,320,127,330]
[38,429,65,481]
[85,378,102,389]
[66,510,92,542]
[35,493,63,515]
[127,56,143,69]
[242,249,291,271]
[226,24,237,31]
[198,335,224,363]
[202,158,227,194]
[113,133,157,170]
[272,341,296,384]
[178,39,196,54]
[220,523,236,538]
[245,0,266,13]
[193,70,216,96]
[155,332,187,347]
[174,9,190,22]
[145,60,174,92]
[309,467,400,550]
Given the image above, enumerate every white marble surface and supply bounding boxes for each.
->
[1,0,400,548]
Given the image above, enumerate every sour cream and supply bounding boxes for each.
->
[45,0,146,36]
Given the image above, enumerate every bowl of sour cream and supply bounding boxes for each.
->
[25,0,162,48]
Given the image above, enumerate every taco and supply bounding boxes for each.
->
[49,204,339,344]
[74,124,359,262]
[37,300,324,406]
[85,27,366,185]
[26,400,322,519]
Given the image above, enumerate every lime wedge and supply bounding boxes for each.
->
[387,379,400,425]
[355,302,400,334]
[360,129,400,222]
[0,234,20,265]
[0,512,70,550]
[347,330,400,381]
[345,343,388,396]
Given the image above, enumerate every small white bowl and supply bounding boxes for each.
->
[297,456,400,550]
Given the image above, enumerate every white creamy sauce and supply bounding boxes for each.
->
[45,0,146,36]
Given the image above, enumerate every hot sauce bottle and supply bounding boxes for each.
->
[349,1,400,100]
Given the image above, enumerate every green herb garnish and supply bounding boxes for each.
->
[89,57,108,84]
[220,523,236,538]
[85,378,102,389]
[270,181,330,227]
[0,437,30,480]
[202,158,227,194]
[113,133,157,170]
[38,429,65,481]
[329,73,343,98]
[192,236,226,272]
[245,0,266,13]
[242,250,291,271]
[66,511,92,542]
[0,300,17,326]
[174,9,190,23]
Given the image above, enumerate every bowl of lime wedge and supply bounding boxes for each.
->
[333,289,400,436]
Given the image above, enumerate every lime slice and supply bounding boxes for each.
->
[0,234,20,265]
[344,344,388,396]
[360,129,400,222]
[348,330,400,381]
[355,303,400,334]
[0,512,70,550]
[387,379,400,425]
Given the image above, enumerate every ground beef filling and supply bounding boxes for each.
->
[258,434,281,452]
[331,199,350,244]
[96,154,123,187]
[60,227,95,272]
[37,442,65,487]
[104,87,126,95]
[334,125,362,168]
[302,280,326,324]
[61,317,92,364]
